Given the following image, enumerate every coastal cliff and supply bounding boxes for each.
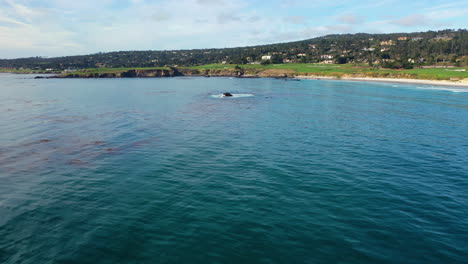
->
[60,68,182,78]
[177,67,244,77]
[56,67,248,78]
[41,64,468,85]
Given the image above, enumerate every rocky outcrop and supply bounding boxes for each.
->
[177,68,245,77]
[120,69,179,77]
[53,66,300,79]
[59,68,183,78]
[257,69,296,78]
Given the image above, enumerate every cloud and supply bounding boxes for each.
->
[0,0,466,58]
[150,12,171,22]
[6,0,35,18]
[303,24,353,36]
[391,14,429,27]
[280,0,299,8]
[0,15,28,26]
[389,13,452,27]
[337,14,364,24]
[217,13,242,24]
[388,3,467,28]
[270,23,354,42]
[283,16,306,25]
[422,1,468,11]
[247,15,261,23]
[197,0,224,5]
[426,8,468,19]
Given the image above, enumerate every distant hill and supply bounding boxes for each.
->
[1,29,467,70]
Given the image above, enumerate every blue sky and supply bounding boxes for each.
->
[0,0,467,58]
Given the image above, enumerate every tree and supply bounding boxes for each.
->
[335,56,348,64]
[271,54,283,64]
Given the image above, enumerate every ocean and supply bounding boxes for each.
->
[1,74,467,263]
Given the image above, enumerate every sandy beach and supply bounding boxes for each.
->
[295,76,468,88]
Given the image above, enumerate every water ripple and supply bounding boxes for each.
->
[0,76,467,263]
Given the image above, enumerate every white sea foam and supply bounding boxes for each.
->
[211,93,254,98]
[415,86,468,93]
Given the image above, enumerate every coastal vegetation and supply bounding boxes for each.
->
[60,63,468,81]
[1,29,467,71]
[2,29,467,82]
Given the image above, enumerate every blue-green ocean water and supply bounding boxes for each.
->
[1,74,467,264]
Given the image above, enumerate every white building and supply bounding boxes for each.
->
[261,55,272,60]
[320,55,333,59]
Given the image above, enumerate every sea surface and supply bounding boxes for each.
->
[1,73,467,264]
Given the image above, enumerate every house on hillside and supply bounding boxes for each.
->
[433,36,453,41]
[398,37,408,41]
[321,60,334,64]
[380,40,394,46]
[261,55,272,60]
[320,54,333,59]
[309,44,318,49]
[297,53,307,57]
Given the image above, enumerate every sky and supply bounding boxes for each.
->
[0,0,467,58]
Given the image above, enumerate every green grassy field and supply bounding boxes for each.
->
[3,64,468,80]
[186,63,468,80]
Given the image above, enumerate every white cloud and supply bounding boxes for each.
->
[0,15,28,26]
[284,16,306,25]
[0,0,465,58]
[426,8,468,19]
[391,14,429,27]
[337,14,364,24]
[422,1,468,11]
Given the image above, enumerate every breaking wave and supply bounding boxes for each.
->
[211,93,255,98]
[415,86,468,93]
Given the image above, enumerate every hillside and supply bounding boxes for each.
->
[1,29,467,70]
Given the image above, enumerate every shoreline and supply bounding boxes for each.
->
[26,72,468,88]
[294,76,468,87]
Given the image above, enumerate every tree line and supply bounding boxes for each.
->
[1,29,467,70]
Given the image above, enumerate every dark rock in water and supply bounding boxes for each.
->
[274,74,288,79]
[34,76,45,79]
[223,92,233,97]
